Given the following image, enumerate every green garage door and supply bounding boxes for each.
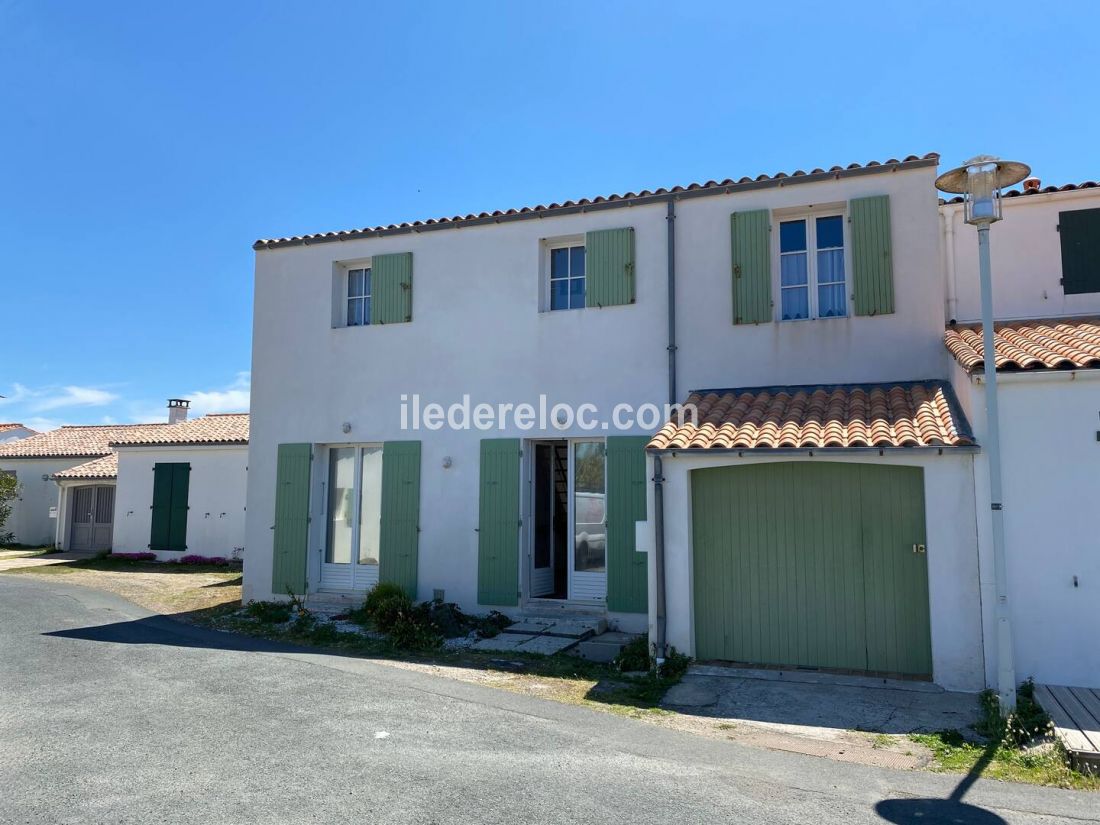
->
[691,462,932,677]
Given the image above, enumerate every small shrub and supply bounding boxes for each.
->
[109,552,157,562]
[613,638,691,679]
[660,647,691,680]
[244,600,293,624]
[614,636,652,672]
[423,601,468,639]
[474,610,513,639]
[290,610,316,634]
[976,679,1054,748]
[309,622,342,644]
[178,554,229,566]
[362,582,413,633]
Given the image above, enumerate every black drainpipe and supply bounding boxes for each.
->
[652,197,676,665]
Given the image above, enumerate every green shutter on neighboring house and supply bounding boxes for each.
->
[730,210,771,324]
[149,463,174,551]
[1059,207,1100,294]
[150,462,189,551]
[271,443,312,595]
[168,463,190,551]
[851,195,895,316]
[378,441,421,599]
[370,252,413,324]
[585,227,635,307]
[605,436,649,614]
[477,438,521,606]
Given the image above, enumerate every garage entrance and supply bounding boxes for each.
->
[690,462,932,678]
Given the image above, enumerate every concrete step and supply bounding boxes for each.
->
[504,616,606,638]
[575,631,640,663]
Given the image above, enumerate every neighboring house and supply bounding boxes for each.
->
[0,424,38,444]
[941,180,1100,688]
[54,407,249,560]
[0,422,172,547]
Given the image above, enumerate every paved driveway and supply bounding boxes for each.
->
[0,575,1096,825]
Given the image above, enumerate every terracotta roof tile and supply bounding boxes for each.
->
[255,153,939,250]
[0,423,171,459]
[945,318,1100,373]
[53,454,118,480]
[0,423,30,433]
[941,181,1099,205]
[109,413,249,447]
[648,381,973,451]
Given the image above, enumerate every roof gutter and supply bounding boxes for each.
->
[255,157,939,251]
[647,445,980,456]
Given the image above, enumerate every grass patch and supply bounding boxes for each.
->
[0,545,55,558]
[0,554,241,577]
[909,681,1100,790]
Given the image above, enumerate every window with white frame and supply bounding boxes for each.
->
[778,214,847,320]
[548,243,586,311]
[347,267,371,326]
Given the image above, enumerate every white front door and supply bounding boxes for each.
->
[568,439,607,602]
[319,445,382,592]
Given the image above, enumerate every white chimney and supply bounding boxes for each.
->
[167,399,190,424]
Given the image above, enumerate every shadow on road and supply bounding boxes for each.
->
[875,742,1005,824]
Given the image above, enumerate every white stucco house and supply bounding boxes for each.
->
[54,407,249,560]
[244,153,1097,691]
[939,179,1100,689]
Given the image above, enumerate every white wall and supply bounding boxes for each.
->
[0,458,86,546]
[646,450,986,693]
[960,371,1100,687]
[943,188,1100,324]
[246,164,947,607]
[113,446,248,561]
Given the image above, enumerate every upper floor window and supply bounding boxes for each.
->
[549,244,586,311]
[347,267,371,326]
[779,214,847,320]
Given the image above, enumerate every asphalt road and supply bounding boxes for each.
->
[1,576,1096,825]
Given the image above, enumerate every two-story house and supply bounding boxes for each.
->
[246,152,1009,691]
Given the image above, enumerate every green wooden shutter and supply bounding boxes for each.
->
[1059,207,1100,294]
[271,443,312,595]
[477,438,521,606]
[730,210,771,324]
[149,463,174,551]
[370,252,413,324]
[851,195,895,316]
[585,227,635,308]
[168,463,190,551]
[378,441,421,599]
[605,436,649,613]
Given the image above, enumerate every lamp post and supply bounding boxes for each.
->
[936,156,1030,712]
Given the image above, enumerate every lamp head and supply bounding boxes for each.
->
[935,155,1031,226]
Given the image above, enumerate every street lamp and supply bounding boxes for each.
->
[936,155,1030,713]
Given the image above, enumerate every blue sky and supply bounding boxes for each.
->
[2,1,1095,430]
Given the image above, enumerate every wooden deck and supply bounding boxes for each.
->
[1034,683,1100,770]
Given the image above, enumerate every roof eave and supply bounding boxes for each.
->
[647,444,981,457]
[109,440,249,449]
[254,156,940,251]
